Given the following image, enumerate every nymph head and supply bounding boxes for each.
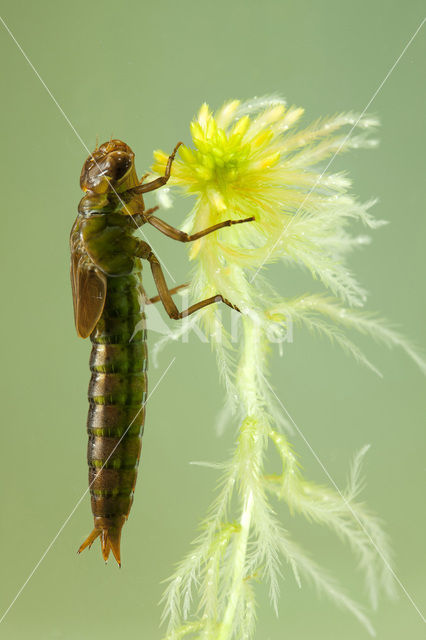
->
[80,140,136,193]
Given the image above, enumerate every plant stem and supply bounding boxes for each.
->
[217,489,254,640]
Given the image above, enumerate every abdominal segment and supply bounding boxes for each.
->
[79,272,147,565]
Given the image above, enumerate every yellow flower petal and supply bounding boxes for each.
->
[179,145,196,164]
[251,129,274,149]
[153,149,168,165]
[189,240,201,260]
[190,121,205,142]
[207,188,227,211]
[258,151,281,169]
[216,99,240,129]
[198,103,211,130]
[231,115,250,138]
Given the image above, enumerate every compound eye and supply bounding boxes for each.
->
[108,152,132,181]
[80,145,133,191]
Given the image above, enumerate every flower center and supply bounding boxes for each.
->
[194,136,251,186]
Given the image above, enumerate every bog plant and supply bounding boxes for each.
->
[151,97,425,639]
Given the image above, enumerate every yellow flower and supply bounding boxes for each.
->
[152,97,425,377]
[152,98,380,307]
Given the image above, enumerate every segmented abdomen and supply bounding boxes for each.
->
[87,271,147,535]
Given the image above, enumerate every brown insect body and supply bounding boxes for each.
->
[71,139,254,565]
[71,141,150,565]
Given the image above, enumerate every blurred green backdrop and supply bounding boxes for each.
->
[0,1,425,638]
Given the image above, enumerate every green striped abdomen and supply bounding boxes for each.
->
[87,271,147,532]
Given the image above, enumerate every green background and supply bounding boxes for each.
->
[1,1,425,638]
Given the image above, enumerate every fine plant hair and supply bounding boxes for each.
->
[150,97,425,639]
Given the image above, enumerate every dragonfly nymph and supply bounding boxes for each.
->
[70,139,254,566]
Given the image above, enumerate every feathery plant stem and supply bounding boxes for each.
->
[151,97,425,638]
[218,490,253,640]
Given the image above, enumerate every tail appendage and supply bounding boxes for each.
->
[78,515,125,566]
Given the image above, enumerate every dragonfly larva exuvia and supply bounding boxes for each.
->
[70,139,253,565]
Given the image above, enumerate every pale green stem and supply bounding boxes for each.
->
[216,317,263,639]
[163,621,204,640]
[217,489,254,640]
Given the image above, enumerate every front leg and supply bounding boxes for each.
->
[136,241,239,318]
[135,142,183,194]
